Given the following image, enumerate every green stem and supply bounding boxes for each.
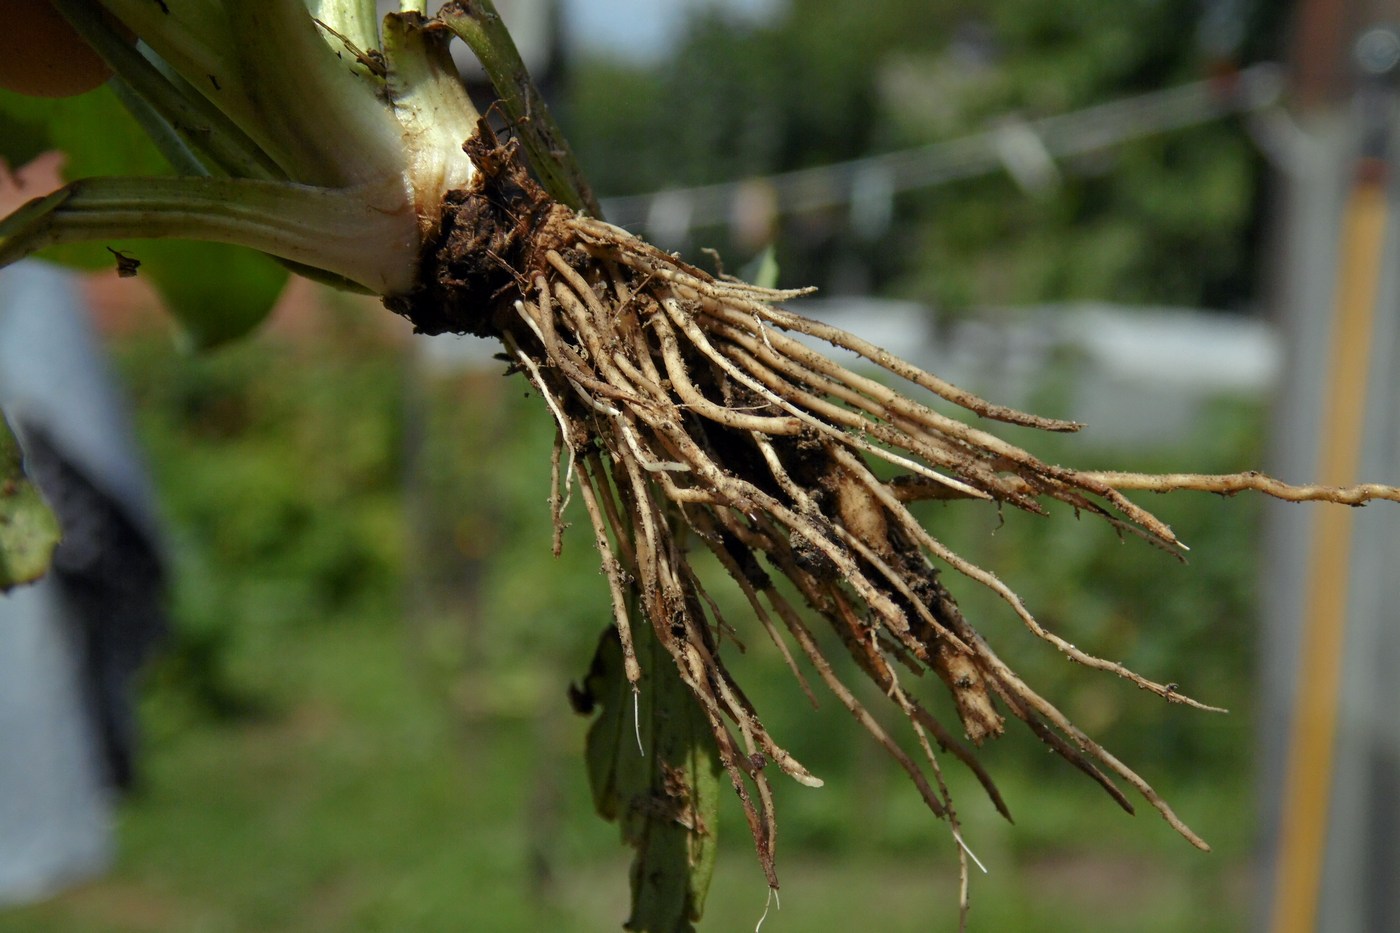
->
[0,176,419,295]
[437,0,601,215]
[51,0,284,180]
[108,78,209,177]
[98,0,406,187]
[96,0,255,132]
[224,0,406,186]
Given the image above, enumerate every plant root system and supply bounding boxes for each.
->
[387,126,1400,904]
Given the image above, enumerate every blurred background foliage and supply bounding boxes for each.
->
[1,0,1288,929]
[567,0,1285,310]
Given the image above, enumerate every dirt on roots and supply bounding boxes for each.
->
[386,123,1400,898]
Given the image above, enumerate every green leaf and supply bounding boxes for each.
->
[0,84,165,186]
[577,624,721,932]
[2,88,289,344]
[0,106,49,171]
[0,415,60,590]
[741,245,781,290]
[1,84,168,270]
[138,240,289,349]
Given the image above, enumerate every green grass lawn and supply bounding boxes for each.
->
[0,610,1250,933]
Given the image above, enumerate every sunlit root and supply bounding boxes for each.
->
[387,126,1400,884]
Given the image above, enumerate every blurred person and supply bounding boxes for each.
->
[0,155,167,904]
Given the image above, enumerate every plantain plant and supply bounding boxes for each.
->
[1,2,1397,930]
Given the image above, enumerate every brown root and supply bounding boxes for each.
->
[388,127,1400,885]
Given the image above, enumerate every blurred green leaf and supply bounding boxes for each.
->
[0,415,59,590]
[578,624,721,932]
[0,107,49,171]
[1,86,288,344]
[1,85,168,270]
[741,245,780,290]
[0,85,150,172]
[138,239,289,348]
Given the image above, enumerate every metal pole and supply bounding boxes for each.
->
[1262,21,1400,933]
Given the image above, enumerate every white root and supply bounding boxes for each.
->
[457,180,1400,887]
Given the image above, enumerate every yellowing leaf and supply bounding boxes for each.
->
[0,415,59,590]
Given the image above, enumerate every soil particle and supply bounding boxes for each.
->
[384,125,564,338]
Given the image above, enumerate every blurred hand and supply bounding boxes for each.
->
[0,152,66,217]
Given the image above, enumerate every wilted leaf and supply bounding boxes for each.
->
[576,623,721,933]
[0,415,59,590]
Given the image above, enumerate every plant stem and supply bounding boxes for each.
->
[223,0,406,186]
[97,0,407,187]
[437,0,600,215]
[108,78,209,177]
[51,0,284,180]
[0,176,419,294]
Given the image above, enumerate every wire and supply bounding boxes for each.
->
[599,63,1285,233]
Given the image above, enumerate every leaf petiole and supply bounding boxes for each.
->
[0,175,419,295]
